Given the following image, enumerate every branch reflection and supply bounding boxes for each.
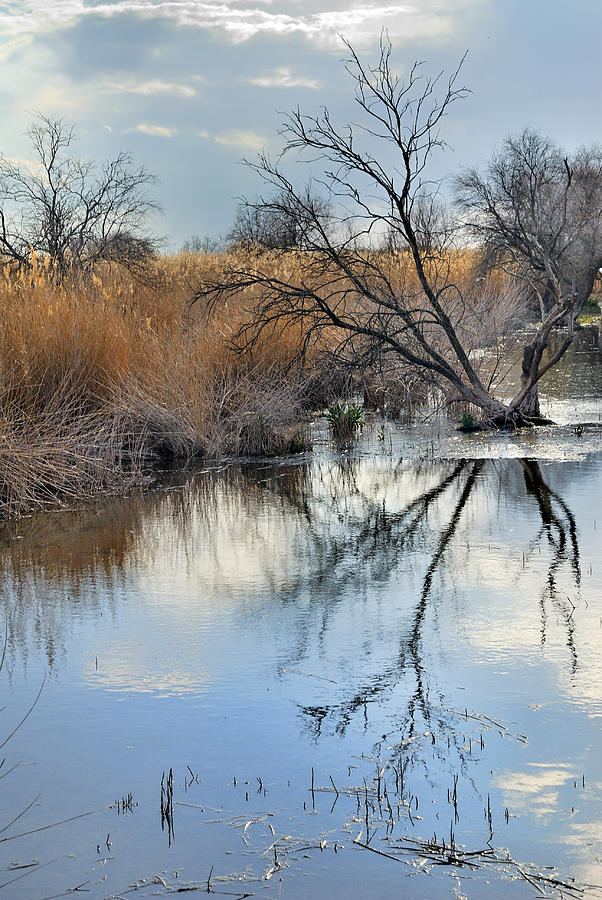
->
[0,454,583,713]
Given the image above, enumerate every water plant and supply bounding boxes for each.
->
[325,401,364,437]
[0,253,315,517]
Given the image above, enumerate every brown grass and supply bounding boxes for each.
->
[0,251,316,517]
[0,246,519,518]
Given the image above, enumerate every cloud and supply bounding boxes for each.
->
[249,67,319,89]
[214,129,266,150]
[4,156,45,176]
[134,123,178,137]
[493,764,572,821]
[0,33,31,61]
[100,79,197,98]
[0,0,486,50]
[85,642,212,697]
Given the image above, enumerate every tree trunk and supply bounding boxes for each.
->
[458,344,550,429]
[518,340,543,418]
[459,385,510,425]
[512,338,546,421]
[515,384,541,419]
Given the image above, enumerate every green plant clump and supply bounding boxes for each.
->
[326,401,365,437]
[577,299,601,325]
[461,412,476,429]
[288,431,307,454]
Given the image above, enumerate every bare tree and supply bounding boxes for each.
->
[0,115,160,276]
[226,187,331,251]
[455,130,602,416]
[181,234,223,254]
[194,38,580,427]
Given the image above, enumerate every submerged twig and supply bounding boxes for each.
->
[0,675,46,751]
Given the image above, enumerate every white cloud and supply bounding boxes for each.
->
[249,67,319,89]
[493,763,572,821]
[134,123,178,137]
[0,0,487,49]
[196,129,210,139]
[214,128,266,150]
[0,33,31,61]
[4,156,44,176]
[100,79,197,98]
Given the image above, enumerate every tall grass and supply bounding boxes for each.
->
[0,247,520,518]
[0,252,313,517]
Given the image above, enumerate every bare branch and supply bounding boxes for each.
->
[0,115,160,276]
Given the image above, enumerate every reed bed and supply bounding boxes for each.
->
[0,252,315,517]
[0,247,512,518]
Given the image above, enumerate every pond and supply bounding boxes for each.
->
[0,334,601,900]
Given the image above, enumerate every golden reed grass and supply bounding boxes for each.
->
[0,251,316,517]
[0,246,503,518]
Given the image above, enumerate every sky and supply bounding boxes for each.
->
[0,0,601,249]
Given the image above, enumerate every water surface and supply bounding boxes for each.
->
[0,339,601,900]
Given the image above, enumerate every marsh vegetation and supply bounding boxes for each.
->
[1,39,601,518]
[0,245,599,519]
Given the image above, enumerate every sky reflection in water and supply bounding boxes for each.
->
[0,428,601,897]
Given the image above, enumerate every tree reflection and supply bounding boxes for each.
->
[294,456,581,742]
[0,450,595,895]
[520,458,580,670]
[0,453,585,705]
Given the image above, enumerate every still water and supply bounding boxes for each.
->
[0,337,601,899]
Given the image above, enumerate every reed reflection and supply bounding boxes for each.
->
[0,454,584,702]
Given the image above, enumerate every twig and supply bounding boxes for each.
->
[353,837,405,863]
[0,805,111,843]
[0,675,46,751]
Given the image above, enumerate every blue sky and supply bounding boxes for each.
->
[0,0,600,249]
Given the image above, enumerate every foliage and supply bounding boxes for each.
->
[325,401,365,437]
[460,411,476,429]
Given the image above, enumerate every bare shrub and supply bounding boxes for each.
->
[0,374,147,518]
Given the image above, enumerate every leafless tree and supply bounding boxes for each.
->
[455,130,602,416]
[0,115,160,276]
[226,187,331,251]
[194,38,582,427]
[181,234,223,254]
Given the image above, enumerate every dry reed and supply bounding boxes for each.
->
[0,247,518,518]
[0,252,314,518]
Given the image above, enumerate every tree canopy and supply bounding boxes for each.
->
[455,129,602,318]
